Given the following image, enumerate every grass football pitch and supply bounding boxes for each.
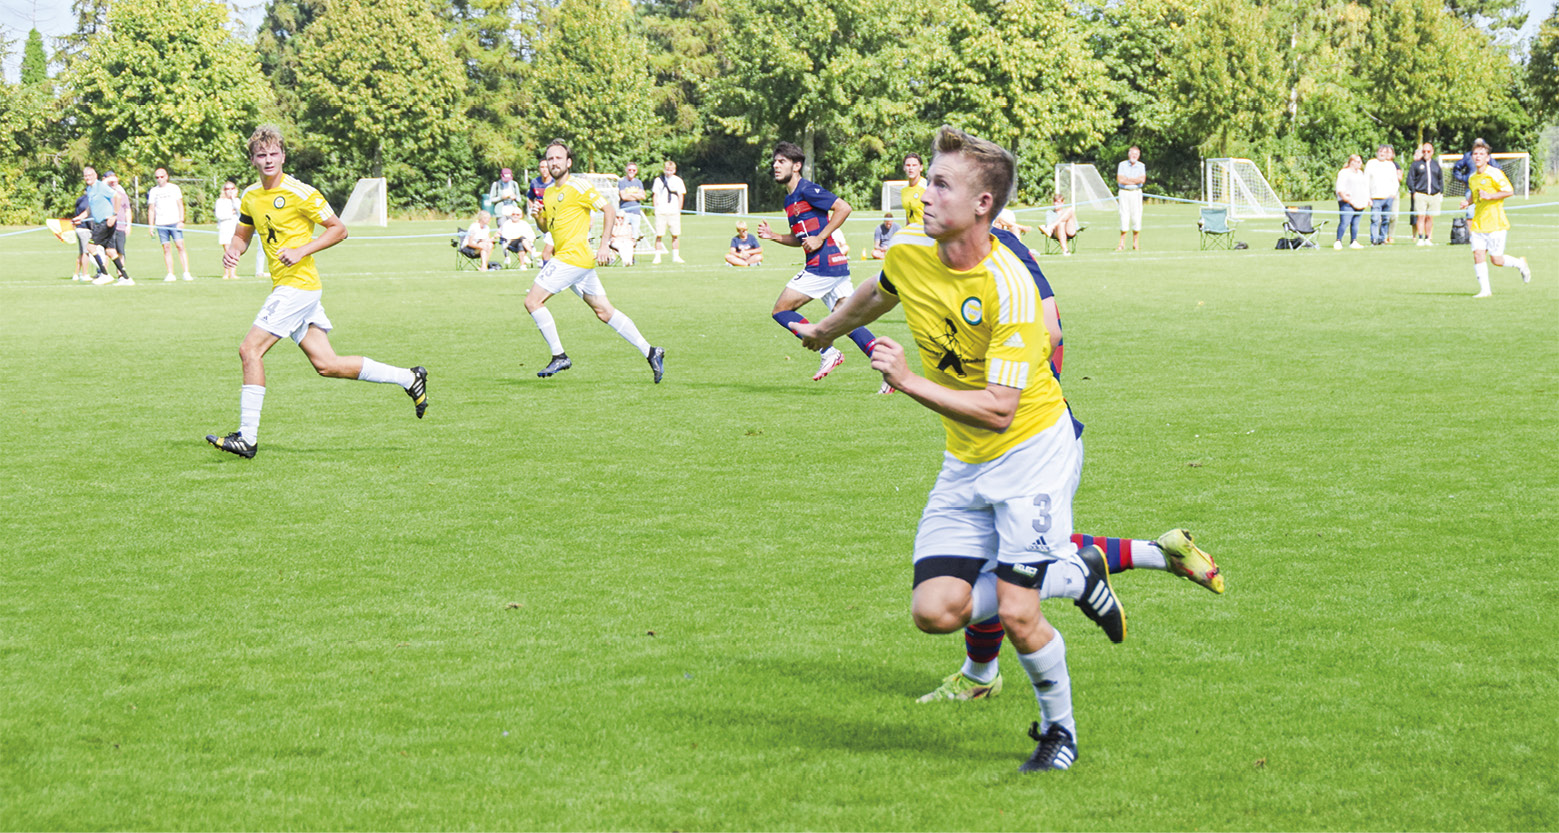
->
[2,203,1556,830]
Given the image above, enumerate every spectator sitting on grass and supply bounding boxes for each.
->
[725,220,764,267]
[868,211,900,259]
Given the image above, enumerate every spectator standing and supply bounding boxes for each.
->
[618,162,646,244]
[1115,146,1145,251]
[869,212,900,259]
[726,220,763,267]
[528,165,554,264]
[1408,142,1444,246]
[490,168,522,205]
[85,168,134,285]
[106,172,133,279]
[651,159,687,264]
[1363,145,1399,245]
[215,181,243,279]
[148,167,195,281]
[1333,154,1369,249]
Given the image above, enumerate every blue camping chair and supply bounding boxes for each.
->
[1198,207,1236,250]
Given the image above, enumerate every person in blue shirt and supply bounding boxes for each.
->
[82,166,133,284]
[724,220,763,267]
[756,141,888,391]
[528,165,554,264]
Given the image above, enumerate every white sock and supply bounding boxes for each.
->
[1017,631,1075,738]
[1475,262,1490,293]
[1134,540,1168,571]
[239,384,265,444]
[531,307,564,355]
[606,311,651,357]
[1037,557,1086,601]
[1502,256,1526,271]
[357,357,414,388]
[962,657,999,684]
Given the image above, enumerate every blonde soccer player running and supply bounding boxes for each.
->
[205,125,428,459]
[526,139,665,382]
[1461,139,1532,298]
[791,126,1126,774]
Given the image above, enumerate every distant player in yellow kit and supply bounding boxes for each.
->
[900,152,927,227]
[206,125,427,459]
[1460,138,1532,298]
[526,139,665,382]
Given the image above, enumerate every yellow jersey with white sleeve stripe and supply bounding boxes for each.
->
[1467,166,1513,234]
[544,175,609,269]
[878,226,1066,464]
[238,175,336,291]
[900,180,927,226]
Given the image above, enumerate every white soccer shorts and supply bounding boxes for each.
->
[913,416,1084,568]
[786,270,855,309]
[534,259,606,298]
[253,285,332,344]
[654,210,681,237]
[1470,229,1507,256]
[1119,189,1144,232]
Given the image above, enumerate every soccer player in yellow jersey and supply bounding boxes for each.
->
[793,126,1126,773]
[1460,138,1531,298]
[205,125,428,459]
[900,152,926,227]
[527,139,665,382]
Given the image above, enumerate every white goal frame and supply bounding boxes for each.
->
[1439,152,1529,199]
[1054,164,1118,212]
[1202,158,1286,219]
[882,180,907,212]
[697,184,748,215]
[340,177,387,227]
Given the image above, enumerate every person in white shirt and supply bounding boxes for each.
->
[147,167,195,281]
[496,200,535,268]
[1334,154,1370,249]
[1115,146,1145,251]
[1362,145,1401,245]
[213,180,243,280]
[650,159,686,264]
[462,210,495,270]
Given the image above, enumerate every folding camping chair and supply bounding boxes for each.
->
[1281,206,1328,250]
[1042,222,1088,255]
[451,228,484,272]
[1197,207,1236,250]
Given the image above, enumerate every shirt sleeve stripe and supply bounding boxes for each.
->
[988,357,1029,389]
[993,252,1036,324]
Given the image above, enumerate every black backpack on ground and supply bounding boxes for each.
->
[1450,217,1469,245]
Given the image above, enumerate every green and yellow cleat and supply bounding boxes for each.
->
[1157,528,1224,594]
[915,670,1003,703]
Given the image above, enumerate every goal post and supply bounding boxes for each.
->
[340,177,387,227]
[1053,164,1118,213]
[1202,158,1286,219]
[882,180,907,212]
[1438,152,1529,199]
[697,184,748,215]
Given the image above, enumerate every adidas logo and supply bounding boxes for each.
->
[1087,583,1116,614]
[1003,332,1025,348]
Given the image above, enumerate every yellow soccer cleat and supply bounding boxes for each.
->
[1158,528,1224,594]
[915,670,1003,703]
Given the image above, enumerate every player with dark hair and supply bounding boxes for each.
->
[757,141,888,392]
[901,152,927,227]
[526,139,665,382]
[206,125,427,459]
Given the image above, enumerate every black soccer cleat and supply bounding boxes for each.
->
[537,354,572,378]
[647,346,665,384]
[1019,722,1077,773]
[1075,544,1126,643]
[407,366,428,418]
[206,431,256,459]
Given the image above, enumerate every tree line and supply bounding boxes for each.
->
[2,0,1554,224]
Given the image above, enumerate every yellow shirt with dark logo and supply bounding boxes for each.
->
[544,176,609,269]
[878,227,1065,463]
[238,175,335,291]
[900,180,927,226]
[1467,167,1513,234]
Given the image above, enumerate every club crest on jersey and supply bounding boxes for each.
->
[273,196,286,209]
[960,296,983,326]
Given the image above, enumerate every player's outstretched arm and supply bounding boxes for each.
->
[756,220,801,248]
[873,337,1021,433]
[793,276,898,351]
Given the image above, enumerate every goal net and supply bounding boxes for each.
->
[582,173,620,207]
[1054,164,1118,213]
[340,177,387,227]
[882,180,907,212]
[697,184,748,215]
[1439,152,1529,199]
[1203,158,1285,219]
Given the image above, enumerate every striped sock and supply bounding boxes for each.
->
[847,327,877,355]
[961,617,1005,684]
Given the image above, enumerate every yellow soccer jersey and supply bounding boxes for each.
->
[878,228,1066,463]
[544,176,609,269]
[238,175,335,291]
[901,180,927,226]
[1467,167,1513,234]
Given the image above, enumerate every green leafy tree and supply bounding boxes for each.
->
[445,0,544,169]
[640,0,729,163]
[54,0,111,67]
[21,28,49,85]
[254,0,326,121]
[1366,0,1515,144]
[293,0,471,205]
[1169,0,1285,158]
[1529,5,1559,118]
[521,0,656,171]
[69,0,268,171]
